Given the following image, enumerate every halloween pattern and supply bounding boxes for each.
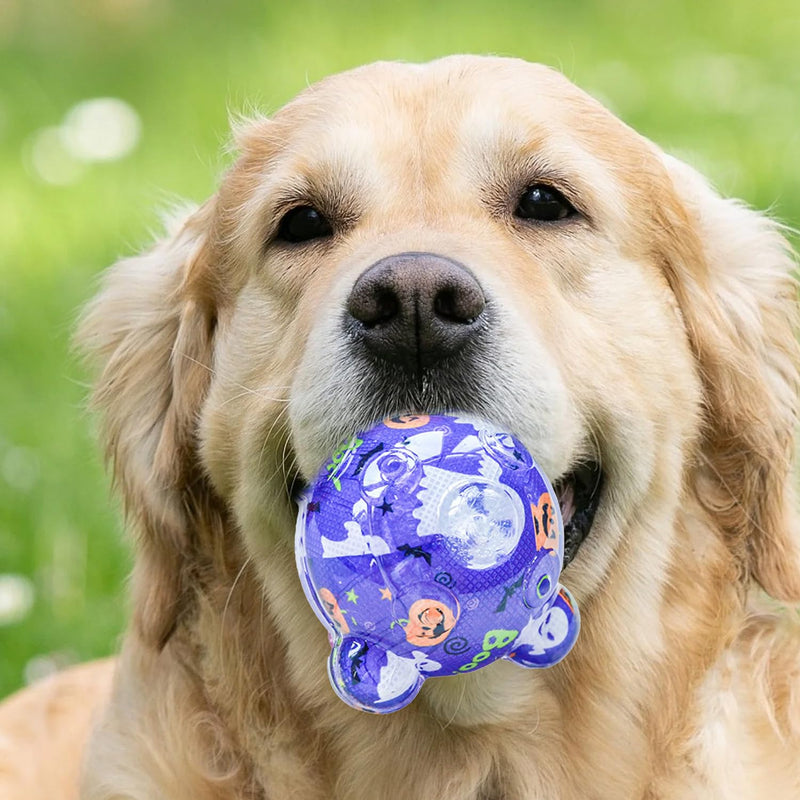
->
[295,414,580,713]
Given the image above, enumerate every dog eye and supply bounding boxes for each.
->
[276,205,333,243]
[515,185,577,222]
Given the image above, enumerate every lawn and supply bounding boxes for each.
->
[1,0,798,698]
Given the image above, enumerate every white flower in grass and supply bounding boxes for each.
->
[62,97,141,162]
[0,573,34,625]
[25,126,84,185]
[1,446,39,492]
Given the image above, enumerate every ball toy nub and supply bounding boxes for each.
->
[295,413,580,713]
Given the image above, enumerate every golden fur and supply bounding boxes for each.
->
[1,55,799,799]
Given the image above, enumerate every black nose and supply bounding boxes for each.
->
[346,252,487,371]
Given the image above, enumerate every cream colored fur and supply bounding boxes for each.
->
[1,56,799,800]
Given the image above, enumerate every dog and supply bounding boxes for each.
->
[1,54,799,799]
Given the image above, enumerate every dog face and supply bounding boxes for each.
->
[202,58,701,597]
[79,56,800,705]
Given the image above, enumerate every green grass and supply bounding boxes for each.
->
[1,0,798,698]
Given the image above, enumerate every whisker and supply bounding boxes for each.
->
[219,388,290,408]
[281,450,301,505]
[437,676,468,731]
[268,420,294,500]
[220,555,253,637]
[259,410,290,477]
[175,351,292,402]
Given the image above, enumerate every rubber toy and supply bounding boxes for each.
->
[295,413,580,713]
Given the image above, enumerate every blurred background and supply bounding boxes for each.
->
[0,0,798,698]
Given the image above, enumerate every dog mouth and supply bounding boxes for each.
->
[289,431,604,569]
[552,460,604,568]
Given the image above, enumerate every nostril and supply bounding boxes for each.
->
[434,288,460,322]
[348,286,400,328]
[434,285,486,325]
[369,288,400,328]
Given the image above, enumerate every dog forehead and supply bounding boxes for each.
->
[264,56,613,161]
[289,55,587,113]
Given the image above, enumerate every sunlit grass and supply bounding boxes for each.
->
[1,0,798,697]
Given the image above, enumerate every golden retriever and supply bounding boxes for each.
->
[1,55,800,800]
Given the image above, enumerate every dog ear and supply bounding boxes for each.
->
[77,202,219,647]
[657,155,800,602]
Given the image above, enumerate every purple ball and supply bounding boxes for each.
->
[295,414,580,713]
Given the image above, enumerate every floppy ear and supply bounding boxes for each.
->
[657,155,800,602]
[78,201,219,647]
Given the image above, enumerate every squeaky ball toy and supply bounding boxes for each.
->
[295,413,580,713]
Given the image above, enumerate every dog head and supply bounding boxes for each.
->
[78,56,800,696]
